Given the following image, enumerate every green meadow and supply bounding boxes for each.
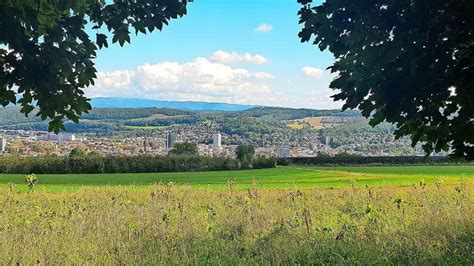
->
[1,165,472,192]
[1,165,473,264]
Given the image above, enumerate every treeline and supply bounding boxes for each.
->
[124,116,199,127]
[0,107,42,126]
[320,119,396,136]
[0,106,355,128]
[240,107,352,119]
[82,108,193,120]
[277,156,468,166]
[219,117,284,137]
[0,155,276,174]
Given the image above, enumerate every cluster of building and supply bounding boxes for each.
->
[0,130,233,157]
[0,126,423,158]
[0,129,309,158]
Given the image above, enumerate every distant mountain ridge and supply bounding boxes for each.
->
[90,97,257,111]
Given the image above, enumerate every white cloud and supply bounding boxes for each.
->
[304,89,344,109]
[210,50,268,65]
[302,66,324,78]
[86,53,343,109]
[93,70,135,96]
[86,57,277,105]
[254,23,273,32]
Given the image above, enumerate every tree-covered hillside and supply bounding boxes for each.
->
[0,106,351,130]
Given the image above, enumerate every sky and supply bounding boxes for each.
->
[86,0,342,109]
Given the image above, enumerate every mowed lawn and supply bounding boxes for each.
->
[0,165,472,191]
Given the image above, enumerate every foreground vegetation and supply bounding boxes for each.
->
[0,182,472,264]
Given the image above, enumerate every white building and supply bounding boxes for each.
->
[325,136,331,145]
[0,136,6,152]
[165,132,176,150]
[42,133,76,142]
[213,133,222,150]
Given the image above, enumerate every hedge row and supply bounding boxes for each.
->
[276,156,468,166]
[0,155,276,174]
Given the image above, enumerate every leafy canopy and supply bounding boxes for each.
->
[298,0,474,159]
[69,147,87,157]
[170,142,198,156]
[0,0,190,133]
[235,144,255,161]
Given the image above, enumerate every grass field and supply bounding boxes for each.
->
[1,165,472,192]
[1,182,472,264]
[287,116,331,130]
[1,165,473,264]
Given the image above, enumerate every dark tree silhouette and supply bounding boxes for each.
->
[298,0,473,159]
[0,0,190,132]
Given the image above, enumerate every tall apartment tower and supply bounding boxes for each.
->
[325,136,331,145]
[165,132,176,150]
[0,136,6,153]
[213,133,222,150]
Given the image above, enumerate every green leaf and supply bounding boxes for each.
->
[20,105,35,116]
[48,118,66,134]
[369,112,385,127]
[96,33,108,48]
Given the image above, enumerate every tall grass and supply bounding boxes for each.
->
[0,181,472,264]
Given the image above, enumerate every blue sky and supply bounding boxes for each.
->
[88,0,342,109]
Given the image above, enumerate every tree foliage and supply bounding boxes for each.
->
[0,154,276,174]
[69,147,87,157]
[298,0,474,159]
[235,144,255,161]
[170,142,198,156]
[0,0,190,132]
[278,155,462,166]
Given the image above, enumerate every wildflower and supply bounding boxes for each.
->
[25,174,38,192]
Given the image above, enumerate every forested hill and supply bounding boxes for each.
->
[241,107,359,119]
[0,106,357,126]
[0,106,359,136]
[0,107,195,126]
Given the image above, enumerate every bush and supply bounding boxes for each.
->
[277,156,467,166]
[253,156,277,169]
[235,145,255,161]
[0,155,276,174]
[169,142,198,156]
